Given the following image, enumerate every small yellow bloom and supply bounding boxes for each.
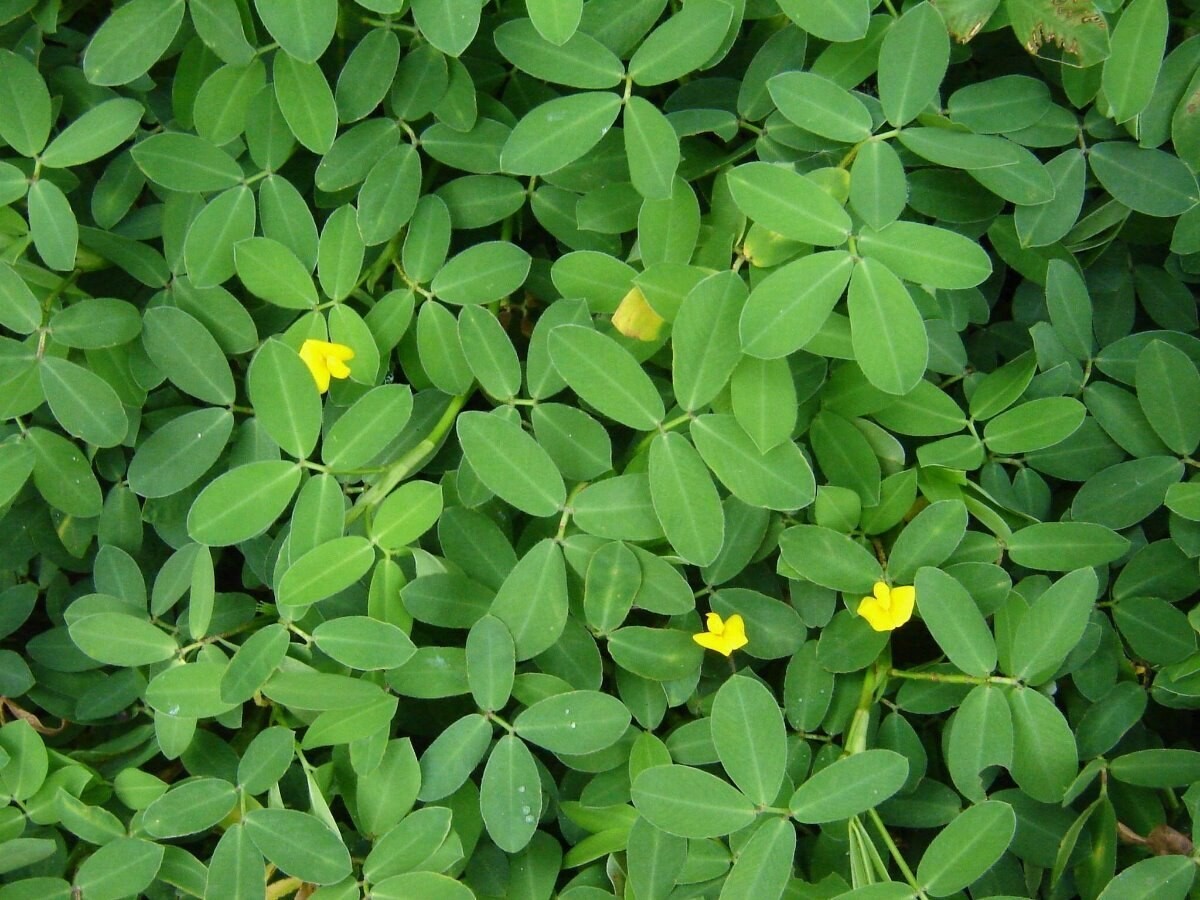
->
[693,612,748,657]
[858,582,915,632]
[611,286,665,342]
[299,339,354,393]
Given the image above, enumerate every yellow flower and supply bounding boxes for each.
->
[611,285,665,342]
[298,339,354,393]
[858,582,915,632]
[693,612,748,657]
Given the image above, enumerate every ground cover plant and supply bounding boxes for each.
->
[1,0,1200,897]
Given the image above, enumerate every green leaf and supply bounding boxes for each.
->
[0,49,50,157]
[247,339,322,459]
[1006,522,1129,571]
[68,613,178,666]
[312,616,414,672]
[878,2,950,126]
[38,356,127,448]
[887,501,967,584]
[145,661,237,718]
[131,133,243,193]
[358,144,422,246]
[27,180,78,272]
[607,626,702,681]
[322,384,413,471]
[496,18,622,88]
[0,441,34,509]
[915,567,996,677]
[624,95,680,200]
[946,684,1013,803]
[632,765,756,838]
[740,251,854,359]
[727,162,853,246]
[273,52,337,154]
[711,675,786,806]
[220,624,289,706]
[789,750,909,823]
[848,257,929,396]
[1089,141,1198,217]
[1008,686,1077,803]
[206,826,265,899]
[143,778,237,838]
[527,0,582,44]
[1015,148,1087,248]
[500,92,622,176]
[1010,567,1096,684]
[431,241,531,305]
[490,540,570,660]
[1137,340,1200,454]
[417,713,493,802]
[549,324,664,430]
[128,407,233,499]
[187,460,302,546]
[278,537,375,607]
[857,222,992,290]
[0,262,41,334]
[778,525,882,594]
[141,306,236,405]
[183,187,258,288]
[583,540,640,634]
[73,838,164,900]
[1101,0,1168,124]
[1096,856,1195,900]
[1071,456,1184,530]
[982,397,1086,454]
[916,800,1015,897]
[648,432,724,566]
[254,0,335,63]
[335,27,400,121]
[83,0,184,85]
[1109,749,1200,787]
[777,0,868,42]
[372,873,476,900]
[465,615,516,712]
[317,205,364,303]
[410,0,480,56]
[769,71,872,142]
[628,0,733,85]
[457,410,565,517]
[42,98,143,168]
[27,428,103,518]
[850,140,908,231]
[670,271,745,410]
[691,414,815,512]
[480,735,542,853]
[243,809,351,885]
[513,690,631,754]
[234,237,318,309]
[194,61,266,146]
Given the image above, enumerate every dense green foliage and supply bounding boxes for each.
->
[1,0,1200,897]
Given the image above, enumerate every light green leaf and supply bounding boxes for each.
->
[38,356,127,448]
[632,765,757,838]
[187,461,302,546]
[273,52,338,154]
[480,735,542,853]
[549,324,664,430]
[277,537,375,607]
[83,0,185,86]
[857,222,992,290]
[848,256,929,396]
[878,2,950,126]
[501,92,622,176]
[457,411,566,517]
[1101,0,1168,124]
[243,809,351,885]
[234,237,318,309]
[711,675,786,806]
[916,801,1015,897]
[789,750,909,823]
[254,0,335,63]
[628,0,734,86]
[648,432,724,566]
[778,525,882,594]
[28,180,78,272]
[740,251,854,359]
[431,241,531,305]
[982,397,1086,454]
[915,568,996,678]
[727,162,853,246]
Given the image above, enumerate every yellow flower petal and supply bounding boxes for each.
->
[888,585,916,628]
[858,596,897,632]
[693,611,749,656]
[298,339,355,394]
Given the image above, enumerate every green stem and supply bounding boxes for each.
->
[348,390,473,522]
[844,662,877,755]
[555,481,588,541]
[888,668,1019,686]
[868,808,929,899]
